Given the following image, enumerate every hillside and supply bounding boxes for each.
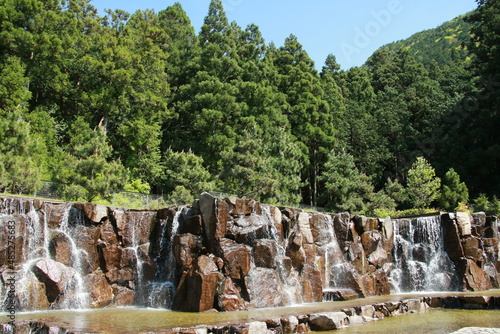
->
[374,15,473,68]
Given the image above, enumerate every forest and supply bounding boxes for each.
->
[0,0,499,216]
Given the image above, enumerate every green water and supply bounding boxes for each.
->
[334,309,500,334]
[6,292,500,333]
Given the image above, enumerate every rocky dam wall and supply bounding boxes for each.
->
[0,193,499,312]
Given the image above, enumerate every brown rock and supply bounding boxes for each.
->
[99,243,123,272]
[45,203,69,229]
[309,312,348,331]
[182,215,203,235]
[0,215,28,266]
[456,212,472,237]
[73,202,108,223]
[218,238,252,280]
[112,209,156,247]
[100,220,119,245]
[225,197,261,216]
[19,276,50,310]
[333,213,354,250]
[300,265,323,303]
[84,271,114,307]
[173,233,202,270]
[297,212,314,244]
[270,206,284,242]
[367,247,388,268]
[442,215,465,262]
[199,193,228,253]
[245,267,284,308]
[286,232,306,271]
[229,216,269,244]
[361,231,382,255]
[105,267,135,284]
[462,237,483,262]
[48,232,74,267]
[349,243,368,275]
[459,258,493,291]
[374,270,391,295]
[254,239,278,268]
[172,255,222,312]
[217,277,245,311]
[112,285,135,306]
[32,259,77,303]
[310,213,335,246]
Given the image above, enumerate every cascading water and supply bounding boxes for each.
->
[148,208,183,308]
[390,216,456,293]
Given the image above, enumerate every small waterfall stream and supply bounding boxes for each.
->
[390,216,456,292]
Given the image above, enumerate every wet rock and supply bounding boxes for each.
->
[459,258,493,291]
[322,289,359,301]
[245,267,284,308]
[380,217,394,252]
[200,193,228,253]
[100,220,119,245]
[348,242,368,275]
[99,243,123,272]
[0,215,28,266]
[84,271,113,307]
[45,203,69,229]
[73,202,108,223]
[173,233,202,270]
[217,277,245,311]
[111,209,156,247]
[333,213,352,250]
[112,285,135,306]
[286,232,306,271]
[32,259,77,303]
[218,238,252,280]
[367,247,388,268]
[105,267,134,284]
[300,264,323,303]
[270,206,284,242]
[172,255,222,312]
[182,215,203,235]
[224,197,261,216]
[297,212,314,244]
[361,231,381,255]
[282,315,299,334]
[442,215,465,261]
[254,239,278,268]
[462,237,483,262]
[309,312,348,331]
[310,213,335,246]
[19,275,50,310]
[48,232,73,267]
[229,215,269,244]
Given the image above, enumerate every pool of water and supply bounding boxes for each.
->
[5,291,500,333]
[333,309,500,334]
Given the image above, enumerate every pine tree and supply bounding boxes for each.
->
[406,157,441,209]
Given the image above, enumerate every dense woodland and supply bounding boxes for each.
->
[1,0,499,215]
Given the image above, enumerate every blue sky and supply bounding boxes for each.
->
[91,0,478,69]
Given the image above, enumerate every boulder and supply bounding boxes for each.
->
[361,231,381,255]
[45,203,69,229]
[224,197,261,216]
[32,259,77,303]
[254,239,278,268]
[199,193,228,253]
[229,216,269,244]
[333,213,354,250]
[172,255,222,312]
[300,265,323,303]
[112,285,135,306]
[84,271,113,307]
[48,232,73,267]
[105,267,134,284]
[442,216,465,262]
[217,277,245,311]
[99,243,123,272]
[348,243,368,275]
[459,258,493,291]
[18,275,50,310]
[270,206,284,242]
[245,267,284,308]
[322,289,359,301]
[310,213,335,246]
[456,212,472,237]
[367,247,388,268]
[111,209,156,247]
[462,237,483,262]
[0,215,29,266]
[100,220,119,245]
[308,312,348,331]
[297,212,314,244]
[173,233,202,270]
[182,215,203,235]
[73,203,108,223]
[218,238,252,280]
[281,316,299,334]
[286,233,306,271]
[380,217,394,252]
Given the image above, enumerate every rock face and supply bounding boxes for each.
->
[1,195,499,313]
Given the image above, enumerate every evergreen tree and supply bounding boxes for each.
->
[55,117,128,202]
[439,168,469,211]
[406,157,441,209]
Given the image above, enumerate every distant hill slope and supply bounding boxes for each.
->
[373,15,473,68]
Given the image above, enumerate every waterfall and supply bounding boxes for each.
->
[390,216,456,293]
[149,208,183,308]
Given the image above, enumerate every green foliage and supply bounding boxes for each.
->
[406,157,441,209]
[319,150,374,213]
[54,117,128,202]
[438,168,469,211]
[473,194,500,216]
